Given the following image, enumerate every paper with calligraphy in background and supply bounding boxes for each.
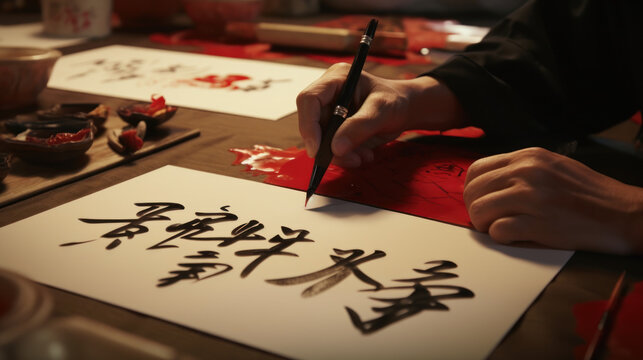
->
[0,166,572,360]
[47,45,325,120]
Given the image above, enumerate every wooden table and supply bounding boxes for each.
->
[1,17,642,360]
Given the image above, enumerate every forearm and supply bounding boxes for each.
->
[425,0,640,148]
[400,75,470,132]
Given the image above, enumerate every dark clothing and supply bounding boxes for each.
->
[426,0,642,149]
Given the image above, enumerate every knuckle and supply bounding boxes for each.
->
[295,91,309,107]
[511,147,557,168]
[509,159,550,184]
[515,147,548,159]
[464,160,483,184]
[466,159,482,173]
[462,185,475,207]
[508,182,539,203]
[488,219,516,244]
[467,198,488,230]
[328,62,351,74]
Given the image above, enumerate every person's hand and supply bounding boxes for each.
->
[463,147,643,254]
[296,63,467,167]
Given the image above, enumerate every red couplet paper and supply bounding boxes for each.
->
[230,140,481,228]
[573,281,643,360]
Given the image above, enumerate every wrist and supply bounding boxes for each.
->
[405,75,470,131]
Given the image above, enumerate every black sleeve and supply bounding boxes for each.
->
[425,0,642,149]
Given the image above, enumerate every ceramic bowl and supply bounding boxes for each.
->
[0,47,61,111]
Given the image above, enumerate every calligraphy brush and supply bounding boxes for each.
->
[305,18,378,207]
[583,270,627,360]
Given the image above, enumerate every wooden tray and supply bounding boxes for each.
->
[0,116,200,207]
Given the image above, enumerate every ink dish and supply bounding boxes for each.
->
[4,115,92,135]
[0,123,94,164]
[116,95,177,128]
[4,102,106,136]
[37,103,109,130]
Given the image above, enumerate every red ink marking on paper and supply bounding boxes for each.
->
[182,74,251,89]
[230,141,479,227]
[573,281,643,360]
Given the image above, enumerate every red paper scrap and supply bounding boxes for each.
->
[631,111,641,125]
[401,126,485,139]
[149,15,441,66]
[230,140,481,227]
[573,281,643,360]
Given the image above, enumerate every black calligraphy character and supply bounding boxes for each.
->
[158,250,232,287]
[214,220,266,246]
[345,283,474,334]
[266,248,386,297]
[68,59,107,79]
[235,226,313,278]
[344,260,474,334]
[149,205,251,250]
[393,260,459,283]
[236,78,290,92]
[104,59,145,82]
[61,202,185,250]
[154,64,188,73]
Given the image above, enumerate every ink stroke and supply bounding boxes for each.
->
[0,166,572,360]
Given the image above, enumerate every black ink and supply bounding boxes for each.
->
[106,239,121,250]
[68,58,147,82]
[346,283,474,334]
[345,260,474,334]
[393,260,459,283]
[266,248,386,297]
[149,206,248,250]
[158,250,232,287]
[154,64,191,73]
[237,79,290,92]
[61,202,184,250]
[185,250,218,258]
[235,226,313,278]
